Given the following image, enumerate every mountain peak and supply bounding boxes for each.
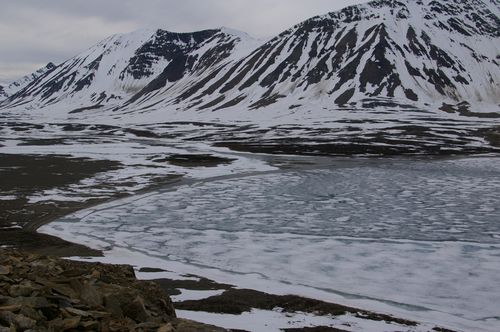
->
[45,62,56,70]
[0,85,6,100]
[218,27,255,40]
[1,0,499,116]
[0,63,57,99]
[301,0,500,38]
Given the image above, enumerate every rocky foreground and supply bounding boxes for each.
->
[0,249,226,332]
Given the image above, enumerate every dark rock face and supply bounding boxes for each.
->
[0,249,175,331]
[0,249,227,331]
[126,29,239,103]
[121,29,221,81]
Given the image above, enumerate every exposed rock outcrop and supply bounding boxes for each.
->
[0,249,226,331]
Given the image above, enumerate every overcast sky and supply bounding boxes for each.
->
[0,0,369,84]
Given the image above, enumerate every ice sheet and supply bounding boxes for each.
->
[40,157,500,332]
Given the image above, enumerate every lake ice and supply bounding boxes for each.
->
[41,156,500,332]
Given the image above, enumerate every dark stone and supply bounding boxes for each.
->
[0,311,36,330]
[104,294,123,318]
[79,282,103,308]
[122,296,150,322]
[48,316,81,331]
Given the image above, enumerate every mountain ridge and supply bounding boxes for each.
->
[1,0,499,120]
[0,62,56,101]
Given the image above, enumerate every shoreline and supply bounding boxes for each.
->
[34,153,500,332]
[24,174,185,234]
[6,152,500,331]
[27,151,499,236]
[66,247,461,332]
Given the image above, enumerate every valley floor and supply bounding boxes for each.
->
[1,116,499,332]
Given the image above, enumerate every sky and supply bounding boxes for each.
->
[0,0,369,84]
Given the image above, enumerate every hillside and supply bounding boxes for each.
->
[0,63,56,101]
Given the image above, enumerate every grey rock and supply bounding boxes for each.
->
[19,306,44,321]
[0,266,10,276]
[104,294,123,318]
[8,283,33,297]
[0,311,36,330]
[157,323,174,332]
[0,305,21,312]
[0,249,232,332]
[79,320,99,330]
[79,282,102,308]
[6,297,51,309]
[48,316,80,331]
[122,296,150,322]
[63,307,91,317]
[35,278,76,299]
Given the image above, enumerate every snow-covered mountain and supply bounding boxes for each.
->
[203,0,499,108]
[1,0,499,118]
[0,63,56,100]
[1,28,258,114]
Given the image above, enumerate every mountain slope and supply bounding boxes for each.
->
[1,0,499,117]
[2,28,258,113]
[0,63,56,101]
[138,0,498,113]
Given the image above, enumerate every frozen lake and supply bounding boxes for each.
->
[42,156,500,332]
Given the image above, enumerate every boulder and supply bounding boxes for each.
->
[48,316,81,331]
[122,296,150,322]
[0,248,226,332]
[0,311,36,330]
[9,283,34,297]
[79,282,103,308]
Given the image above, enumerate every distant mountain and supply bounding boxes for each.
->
[1,0,499,118]
[1,28,258,114]
[1,63,56,100]
[0,85,6,100]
